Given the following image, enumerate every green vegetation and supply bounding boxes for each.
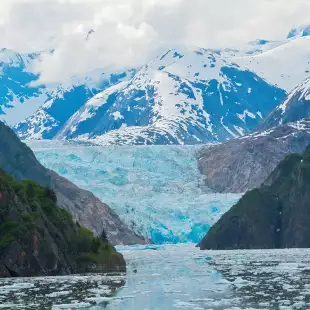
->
[199,144,310,250]
[0,168,123,273]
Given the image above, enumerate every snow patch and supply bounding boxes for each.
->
[112,111,124,120]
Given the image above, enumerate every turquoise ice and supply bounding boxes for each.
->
[28,141,241,244]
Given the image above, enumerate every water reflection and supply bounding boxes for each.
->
[2,246,310,309]
[104,245,310,310]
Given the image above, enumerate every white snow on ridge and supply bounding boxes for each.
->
[288,119,310,131]
[236,109,257,123]
[9,30,310,144]
[147,69,213,135]
[238,119,310,141]
[276,77,310,114]
[298,78,310,100]
[85,81,129,108]
[50,42,286,145]
[20,109,59,140]
[154,47,227,83]
[3,28,310,131]
[233,36,310,92]
[77,126,164,146]
[79,81,128,122]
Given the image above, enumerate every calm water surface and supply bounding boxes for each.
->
[1,244,310,309]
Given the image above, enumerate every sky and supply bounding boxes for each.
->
[1,0,310,84]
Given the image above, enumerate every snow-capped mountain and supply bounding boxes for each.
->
[51,47,285,145]
[7,25,310,145]
[232,28,310,92]
[0,47,136,138]
[260,77,310,130]
[0,48,44,125]
[14,69,135,140]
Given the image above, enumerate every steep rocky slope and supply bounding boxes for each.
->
[198,120,310,193]
[0,121,146,245]
[198,145,310,250]
[260,78,310,130]
[0,169,125,277]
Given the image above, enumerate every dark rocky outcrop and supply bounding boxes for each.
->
[198,120,310,193]
[198,146,310,250]
[0,121,146,245]
[0,169,125,277]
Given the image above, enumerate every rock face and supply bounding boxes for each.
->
[198,146,310,250]
[0,169,125,277]
[260,78,310,131]
[0,121,146,245]
[198,120,310,193]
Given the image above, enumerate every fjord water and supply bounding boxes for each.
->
[1,245,310,309]
[27,141,241,244]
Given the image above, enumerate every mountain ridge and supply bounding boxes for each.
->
[2,26,310,145]
[38,47,286,145]
[198,145,310,250]
[260,77,310,130]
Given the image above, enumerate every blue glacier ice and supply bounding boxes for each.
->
[27,141,241,244]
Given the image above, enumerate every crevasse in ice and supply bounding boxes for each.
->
[28,141,241,244]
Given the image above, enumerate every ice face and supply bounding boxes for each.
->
[28,141,241,244]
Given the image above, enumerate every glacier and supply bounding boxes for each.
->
[27,141,241,244]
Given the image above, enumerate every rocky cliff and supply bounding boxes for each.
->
[0,121,146,245]
[198,145,310,250]
[0,169,125,277]
[198,120,310,193]
[260,78,310,130]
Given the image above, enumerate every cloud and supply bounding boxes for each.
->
[1,0,310,84]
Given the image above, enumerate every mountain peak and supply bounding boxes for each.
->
[287,24,310,39]
[259,77,310,131]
